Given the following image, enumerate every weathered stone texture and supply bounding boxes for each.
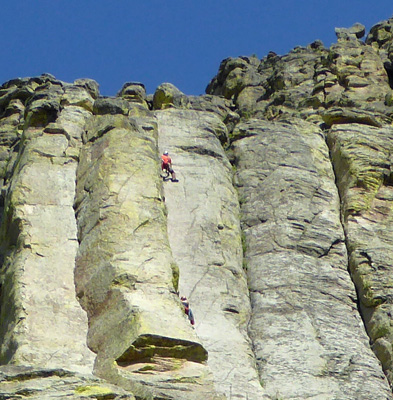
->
[2,15,393,400]
[74,105,219,400]
[206,20,393,127]
[326,32,393,120]
[0,77,95,374]
[157,109,267,400]
[231,119,392,399]
[327,123,393,384]
[206,46,329,122]
[0,365,135,399]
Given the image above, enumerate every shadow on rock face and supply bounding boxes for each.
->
[116,334,208,367]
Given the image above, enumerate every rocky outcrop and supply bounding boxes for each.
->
[2,15,393,400]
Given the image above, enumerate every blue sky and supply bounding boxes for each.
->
[1,1,392,96]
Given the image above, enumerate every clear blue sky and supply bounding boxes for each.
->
[1,1,392,96]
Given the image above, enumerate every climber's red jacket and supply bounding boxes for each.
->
[161,154,172,169]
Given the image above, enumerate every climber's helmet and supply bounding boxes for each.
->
[163,151,169,155]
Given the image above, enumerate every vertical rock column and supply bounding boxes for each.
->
[327,122,393,384]
[0,94,25,228]
[231,118,392,399]
[0,77,95,373]
[74,102,218,400]
[157,108,267,400]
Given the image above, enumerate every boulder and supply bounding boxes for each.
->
[153,83,190,110]
[335,23,366,40]
[118,82,147,104]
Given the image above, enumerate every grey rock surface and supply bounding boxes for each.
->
[231,118,392,399]
[2,15,393,400]
[0,365,135,399]
[74,107,220,400]
[157,109,267,400]
[335,23,366,40]
[0,79,95,374]
[327,123,393,383]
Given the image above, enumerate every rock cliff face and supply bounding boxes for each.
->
[1,16,393,400]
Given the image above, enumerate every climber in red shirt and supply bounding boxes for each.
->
[161,151,178,182]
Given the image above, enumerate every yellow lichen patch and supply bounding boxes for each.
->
[170,262,180,292]
[75,385,115,396]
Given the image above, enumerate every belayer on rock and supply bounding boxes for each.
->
[161,151,178,182]
[180,296,195,325]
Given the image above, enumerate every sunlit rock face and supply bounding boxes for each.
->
[2,17,393,400]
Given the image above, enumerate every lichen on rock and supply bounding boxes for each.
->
[3,15,393,400]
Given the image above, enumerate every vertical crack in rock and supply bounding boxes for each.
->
[0,75,96,374]
[74,100,218,400]
[231,118,392,399]
[2,15,393,400]
[326,122,393,386]
[157,109,267,400]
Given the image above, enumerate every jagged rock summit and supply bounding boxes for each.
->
[1,17,393,399]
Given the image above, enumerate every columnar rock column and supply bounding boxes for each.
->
[0,77,95,373]
[74,102,219,400]
[157,108,267,400]
[231,118,392,399]
[327,122,393,384]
